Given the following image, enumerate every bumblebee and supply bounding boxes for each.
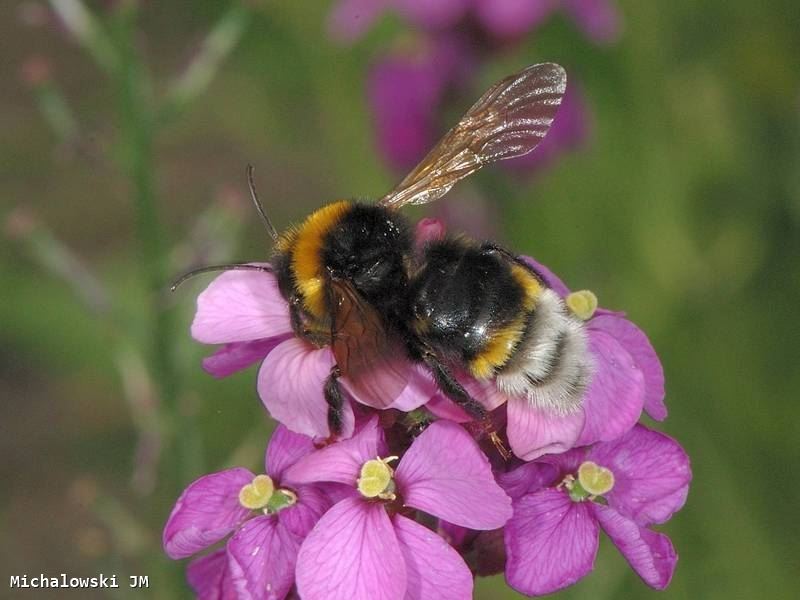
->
[175,63,590,437]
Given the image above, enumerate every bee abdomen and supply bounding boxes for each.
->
[495,288,592,414]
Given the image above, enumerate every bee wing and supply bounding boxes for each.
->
[329,279,411,409]
[378,62,567,209]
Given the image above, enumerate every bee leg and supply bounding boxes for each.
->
[323,365,345,437]
[289,296,309,339]
[422,353,486,420]
[423,352,511,460]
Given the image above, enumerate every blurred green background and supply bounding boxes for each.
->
[2,1,799,598]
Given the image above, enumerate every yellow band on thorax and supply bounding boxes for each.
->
[291,200,352,318]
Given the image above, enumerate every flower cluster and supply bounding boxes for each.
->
[164,219,691,598]
[328,0,622,176]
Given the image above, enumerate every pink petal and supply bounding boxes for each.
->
[395,420,512,529]
[497,461,560,500]
[592,504,677,589]
[504,489,599,596]
[576,329,645,446]
[563,0,623,44]
[327,0,390,43]
[537,445,588,475]
[163,468,253,559]
[296,497,406,600]
[588,424,691,525]
[459,372,508,411]
[387,364,439,411]
[340,354,416,411]
[227,516,299,600]
[202,337,288,378]
[424,394,471,423]
[506,396,585,461]
[520,256,571,297]
[283,417,386,486]
[191,268,291,345]
[474,0,556,39]
[187,549,238,600]
[589,314,667,420]
[265,425,317,482]
[278,484,332,539]
[393,514,472,600]
[437,520,471,548]
[257,338,354,440]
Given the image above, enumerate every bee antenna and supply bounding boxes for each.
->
[170,263,272,292]
[247,164,278,241]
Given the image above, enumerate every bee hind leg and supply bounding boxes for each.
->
[422,353,486,420]
[423,352,511,460]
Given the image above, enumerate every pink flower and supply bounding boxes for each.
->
[501,424,691,595]
[190,265,437,440]
[162,426,330,599]
[426,250,664,461]
[285,417,513,600]
[367,36,473,171]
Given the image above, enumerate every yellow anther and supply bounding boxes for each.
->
[238,474,275,510]
[566,290,598,321]
[357,457,398,500]
[577,461,615,496]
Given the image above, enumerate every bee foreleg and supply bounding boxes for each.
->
[422,353,487,420]
[323,365,345,437]
[289,296,307,338]
[288,295,329,346]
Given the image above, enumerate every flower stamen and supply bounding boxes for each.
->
[560,461,615,502]
[239,474,275,510]
[566,290,598,320]
[577,461,615,496]
[357,456,399,501]
[238,475,298,514]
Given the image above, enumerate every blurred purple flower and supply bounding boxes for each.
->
[329,0,622,45]
[190,260,436,440]
[333,0,617,176]
[163,426,330,599]
[366,40,591,174]
[504,81,593,173]
[562,0,623,44]
[500,424,691,595]
[367,36,473,171]
[286,417,512,600]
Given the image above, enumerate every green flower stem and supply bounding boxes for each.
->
[31,79,80,145]
[48,0,120,74]
[111,8,199,484]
